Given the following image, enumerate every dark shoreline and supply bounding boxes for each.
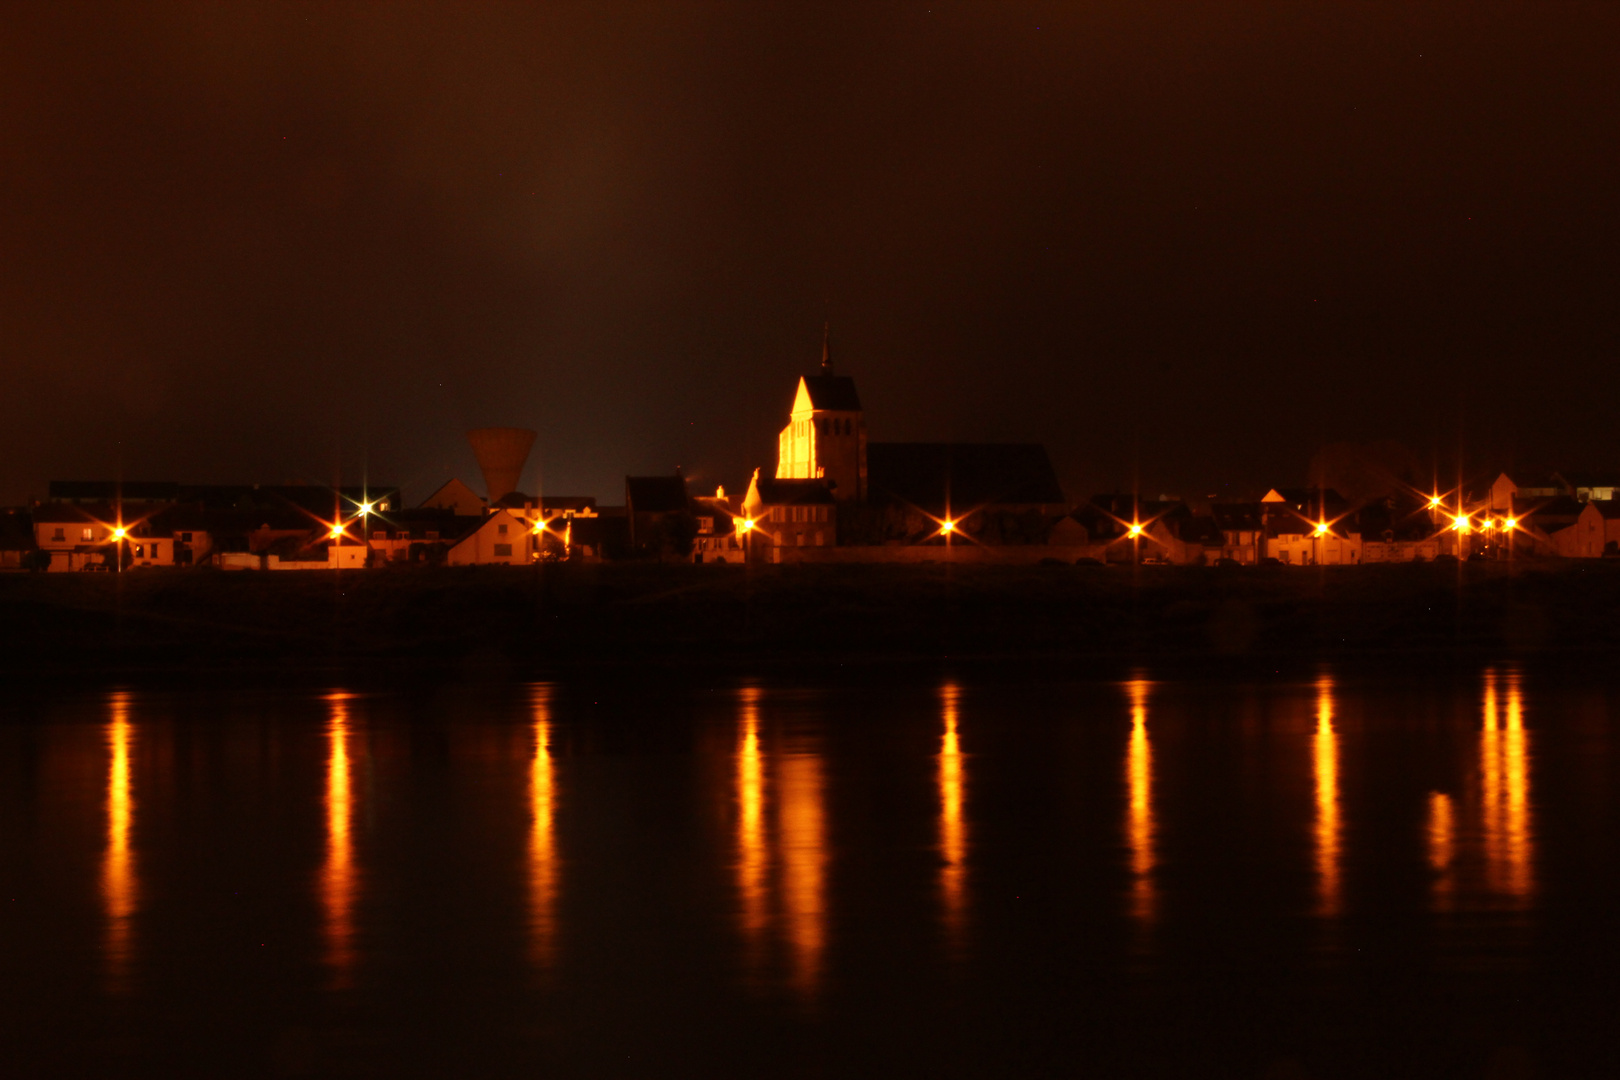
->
[6,559,1619,685]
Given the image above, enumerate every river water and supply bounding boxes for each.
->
[1,667,1614,1077]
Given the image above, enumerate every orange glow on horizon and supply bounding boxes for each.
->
[103,692,137,992]
[1125,678,1156,925]
[938,683,967,945]
[1313,675,1341,918]
[322,694,358,987]
[529,687,559,968]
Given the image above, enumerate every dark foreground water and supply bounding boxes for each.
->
[1,667,1615,1078]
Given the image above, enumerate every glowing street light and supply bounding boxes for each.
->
[1313,521,1331,538]
[738,518,755,534]
[940,519,957,536]
[111,526,128,541]
[1504,517,1518,530]
[1429,495,1444,510]
[329,524,345,540]
[1126,522,1144,538]
[1452,515,1472,534]
[358,502,374,517]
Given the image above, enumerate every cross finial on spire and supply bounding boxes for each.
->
[820,320,832,375]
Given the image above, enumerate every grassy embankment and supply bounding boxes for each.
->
[4,558,1618,677]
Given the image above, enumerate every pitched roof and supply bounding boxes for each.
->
[48,480,180,503]
[751,478,837,506]
[802,374,862,412]
[1211,503,1263,530]
[625,474,690,514]
[868,443,1065,512]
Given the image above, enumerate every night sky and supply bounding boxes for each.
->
[5,2,1617,506]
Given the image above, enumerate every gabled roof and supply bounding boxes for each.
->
[418,478,486,514]
[801,374,862,412]
[1210,503,1263,530]
[625,474,689,514]
[541,496,597,512]
[750,478,837,506]
[1554,470,1620,488]
[48,481,180,503]
[868,443,1065,512]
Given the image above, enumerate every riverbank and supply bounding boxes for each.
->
[5,559,1619,679]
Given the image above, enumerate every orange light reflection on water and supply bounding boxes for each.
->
[938,683,968,943]
[1482,668,1533,901]
[529,687,559,968]
[778,742,826,997]
[735,688,769,959]
[1428,792,1455,910]
[1124,678,1155,924]
[1313,676,1341,917]
[103,692,136,991]
[322,694,357,987]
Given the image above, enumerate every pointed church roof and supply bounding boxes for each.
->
[801,374,862,411]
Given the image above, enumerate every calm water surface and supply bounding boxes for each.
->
[1,668,1616,1077]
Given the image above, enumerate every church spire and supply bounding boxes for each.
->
[820,320,832,375]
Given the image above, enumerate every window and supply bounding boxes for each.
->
[497,523,508,535]
[180,532,192,543]
[81,528,94,541]
[52,528,64,542]
[493,543,513,557]
[134,545,144,558]
[373,531,386,540]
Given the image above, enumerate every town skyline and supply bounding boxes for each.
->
[5,3,1618,506]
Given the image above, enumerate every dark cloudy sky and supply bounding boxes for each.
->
[4,2,1617,504]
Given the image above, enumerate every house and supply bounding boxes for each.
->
[48,480,180,506]
[418,478,488,516]
[0,508,38,570]
[741,472,837,561]
[625,472,693,557]
[865,442,1067,544]
[1553,472,1620,504]
[446,509,533,566]
[1548,500,1620,558]
[360,508,471,564]
[1076,496,1202,563]
[1354,498,1440,562]
[690,491,745,563]
[1210,503,1264,564]
[775,325,868,501]
[31,502,118,571]
[490,492,600,539]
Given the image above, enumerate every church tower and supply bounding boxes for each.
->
[775,324,867,501]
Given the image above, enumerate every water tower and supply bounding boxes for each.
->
[466,427,536,503]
